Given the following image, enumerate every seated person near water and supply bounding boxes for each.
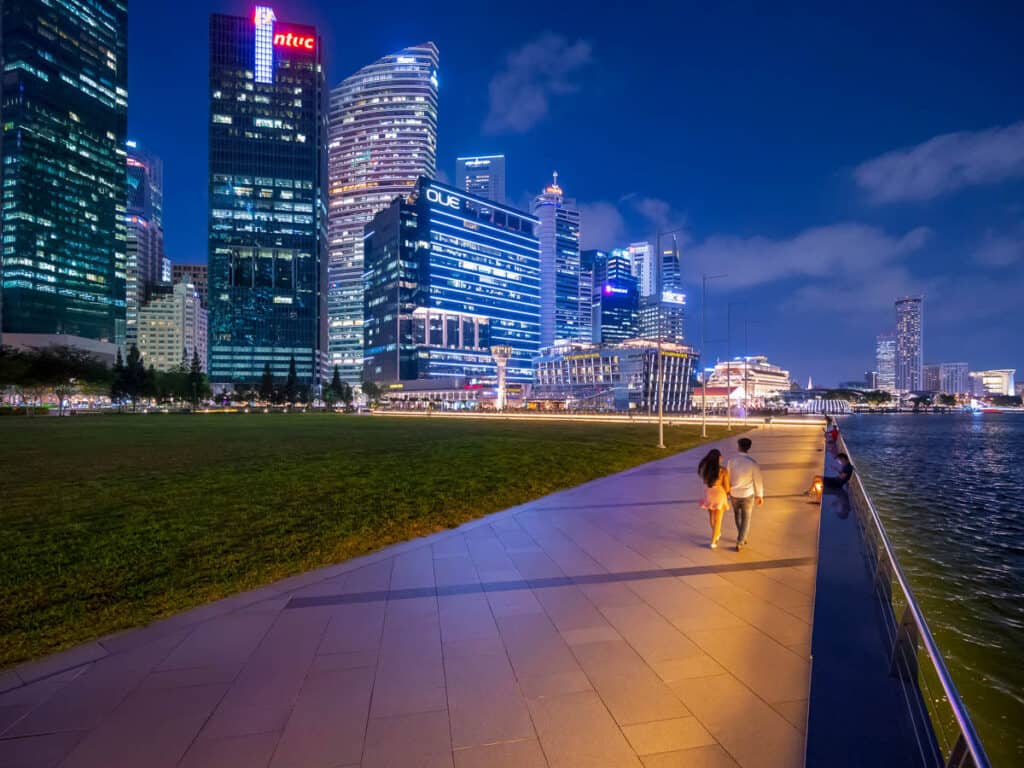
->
[808,453,855,497]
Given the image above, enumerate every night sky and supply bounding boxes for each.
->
[129,1,1024,385]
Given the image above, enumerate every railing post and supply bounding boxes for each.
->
[890,605,920,682]
[873,552,894,605]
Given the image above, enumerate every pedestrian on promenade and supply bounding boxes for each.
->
[698,449,731,549]
[726,437,764,552]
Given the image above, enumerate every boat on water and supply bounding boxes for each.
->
[980,406,1024,414]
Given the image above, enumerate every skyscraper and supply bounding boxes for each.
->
[207,6,327,387]
[586,248,639,344]
[939,362,969,395]
[895,296,924,392]
[456,155,506,203]
[125,141,166,349]
[137,282,207,373]
[923,364,941,393]
[638,238,685,344]
[875,332,897,392]
[533,173,583,346]
[327,43,439,383]
[172,264,209,309]
[363,178,540,383]
[0,0,128,349]
[629,242,656,298]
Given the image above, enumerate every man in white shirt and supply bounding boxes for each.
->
[726,437,764,552]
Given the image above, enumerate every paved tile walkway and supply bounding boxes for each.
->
[0,426,823,768]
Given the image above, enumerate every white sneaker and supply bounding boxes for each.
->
[710,541,719,549]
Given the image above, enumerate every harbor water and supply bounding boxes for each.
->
[840,413,1024,766]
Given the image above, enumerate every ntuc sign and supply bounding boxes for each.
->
[274,32,315,51]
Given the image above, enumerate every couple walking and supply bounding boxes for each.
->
[698,437,764,551]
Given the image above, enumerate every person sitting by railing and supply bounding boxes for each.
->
[808,453,855,500]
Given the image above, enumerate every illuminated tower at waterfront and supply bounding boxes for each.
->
[532,173,583,346]
[327,43,439,383]
[876,332,897,392]
[0,0,127,350]
[895,296,924,392]
[207,6,328,386]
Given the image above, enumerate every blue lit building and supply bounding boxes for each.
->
[207,6,328,386]
[533,174,583,346]
[1,0,127,349]
[584,249,638,344]
[363,178,540,384]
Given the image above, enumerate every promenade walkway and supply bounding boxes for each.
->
[0,427,823,768]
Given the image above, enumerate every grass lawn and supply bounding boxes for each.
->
[1,414,728,669]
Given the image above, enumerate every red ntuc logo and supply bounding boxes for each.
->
[274,32,315,51]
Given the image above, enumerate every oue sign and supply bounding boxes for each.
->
[274,32,315,50]
[426,188,461,210]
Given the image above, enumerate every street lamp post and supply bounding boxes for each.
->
[742,319,761,423]
[700,272,727,438]
[726,301,738,431]
[655,227,687,449]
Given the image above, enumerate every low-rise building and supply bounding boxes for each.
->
[136,282,207,372]
[532,340,696,412]
[705,356,791,405]
[969,369,1016,397]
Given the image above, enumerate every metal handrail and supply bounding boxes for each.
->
[838,435,992,768]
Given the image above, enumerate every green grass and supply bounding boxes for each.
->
[0,414,727,669]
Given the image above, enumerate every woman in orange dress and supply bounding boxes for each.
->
[698,449,731,549]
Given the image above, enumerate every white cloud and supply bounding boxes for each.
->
[854,121,1024,203]
[973,231,1024,268]
[483,33,593,135]
[577,201,626,250]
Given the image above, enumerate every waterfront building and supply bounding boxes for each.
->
[0,0,128,353]
[875,333,897,392]
[172,264,209,308]
[923,364,941,393]
[362,178,540,385]
[533,173,583,346]
[690,386,744,412]
[895,296,924,392]
[532,340,695,412]
[969,369,1016,397]
[327,43,439,383]
[207,6,328,387]
[137,282,207,373]
[705,355,791,404]
[628,242,656,298]
[865,371,879,389]
[594,277,640,344]
[125,142,166,349]
[939,362,969,395]
[456,155,505,203]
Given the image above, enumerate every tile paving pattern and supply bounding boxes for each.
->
[1,427,822,767]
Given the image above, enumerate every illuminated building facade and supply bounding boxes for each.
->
[1,0,127,349]
[586,249,638,344]
[875,332,897,392]
[172,264,209,308]
[532,340,695,412]
[969,369,1016,397]
[207,7,327,387]
[629,242,655,297]
[456,155,506,203]
[923,363,941,393]
[137,282,207,373]
[705,356,791,404]
[327,43,439,383]
[533,173,583,345]
[363,178,540,384]
[940,362,969,395]
[125,141,166,349]
[895,295,923,392]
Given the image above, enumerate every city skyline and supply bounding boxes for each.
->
[35,1,1021,385]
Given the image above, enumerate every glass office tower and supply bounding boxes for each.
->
[1,0,128,346]
[125,141,166,349]
[875,332,897,393]
[207,7,327,386]
[895,295,923,392]
[533,173,583,346]
[327,43,439,383]
[363,178,540,384]
[456,155,506,203]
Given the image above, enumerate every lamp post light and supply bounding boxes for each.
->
[700,273,727,438]
[655,227,687,449]
[726,301,740,431]
[742,319,761,423]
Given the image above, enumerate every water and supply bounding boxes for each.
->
[840,413,1024,767]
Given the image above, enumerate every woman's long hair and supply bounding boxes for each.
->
[698,449,723,487]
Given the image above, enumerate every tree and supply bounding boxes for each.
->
[187,348,210,410]
[991,394,1023,407]
[0,346,32,405]
[110,348,126,408]
[339,381,354,408]
[284,356,298,404]
[937,394,957,407]
[361,379,381,403]
[23,346,110,416]
[122,345,147,411]
[259,362,275,403]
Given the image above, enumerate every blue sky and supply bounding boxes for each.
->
[130,1,1024,385]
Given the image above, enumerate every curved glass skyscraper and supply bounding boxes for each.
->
[327,43,439,383]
